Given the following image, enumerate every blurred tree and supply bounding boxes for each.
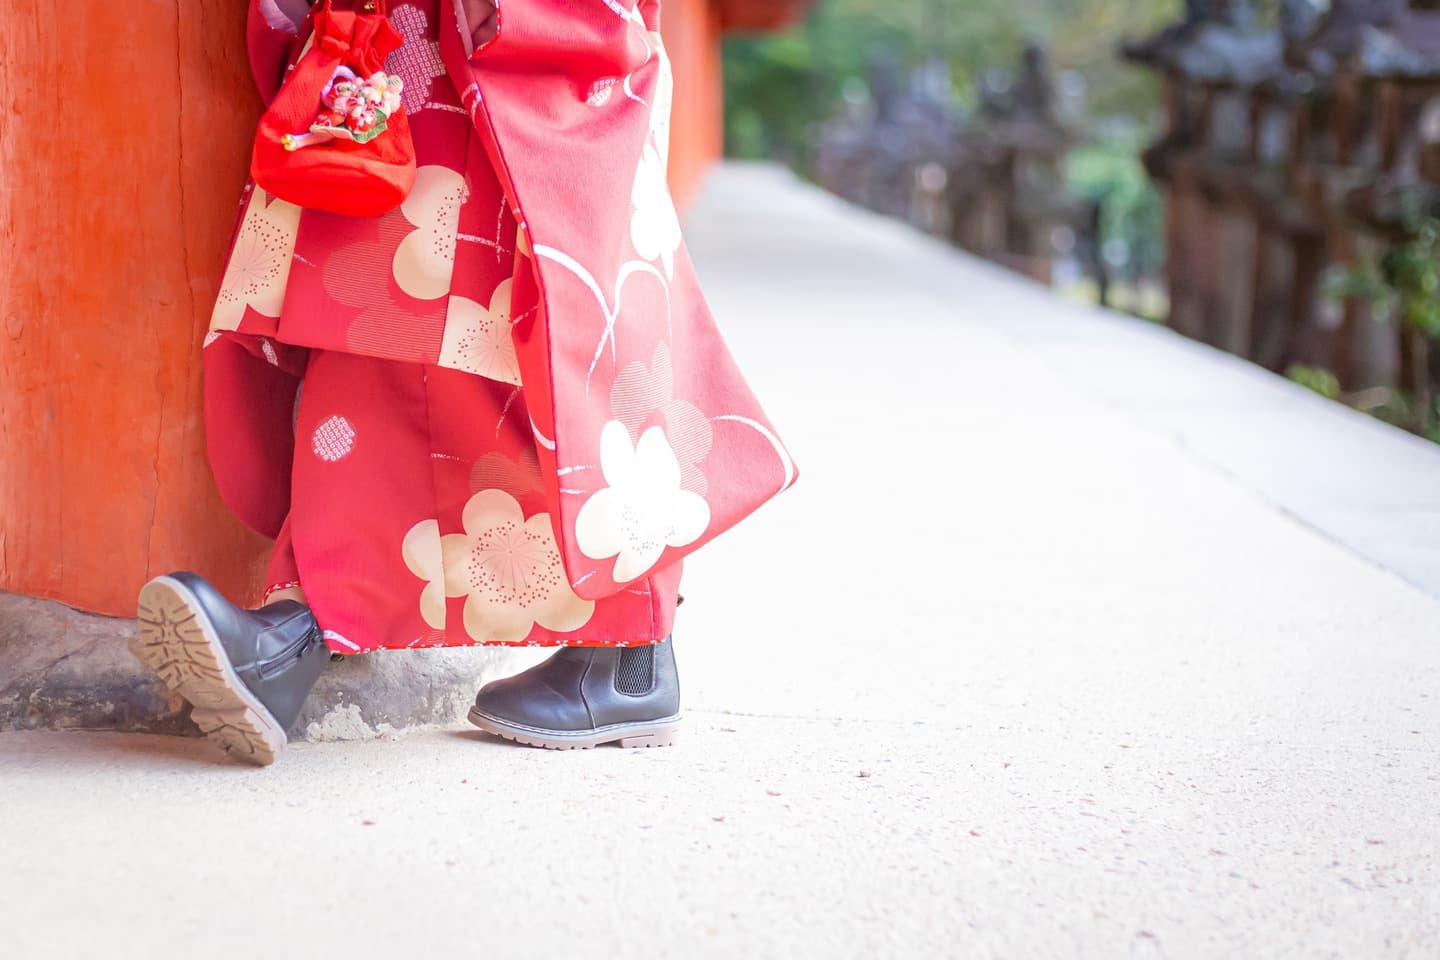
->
[723,0,1185,161]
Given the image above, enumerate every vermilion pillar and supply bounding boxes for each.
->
[1,0,274,616]
[663,0,726,207]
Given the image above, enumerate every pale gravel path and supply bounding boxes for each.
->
[2,164,1437,958]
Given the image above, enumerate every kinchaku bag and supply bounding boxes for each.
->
[251,0,417,217]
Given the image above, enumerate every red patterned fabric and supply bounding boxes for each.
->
[204,0,795,652]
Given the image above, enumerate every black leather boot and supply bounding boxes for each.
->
[469,638,680,750]
[133,572,330,765]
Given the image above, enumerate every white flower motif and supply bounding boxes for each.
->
[610,341,712,496]
[401,518,447,630]
[439,278,519,385]
[211,187,301,332]
[393,165,467,300]
[629,142,681,278]
[575,421,711,584]
[438,490,594,643]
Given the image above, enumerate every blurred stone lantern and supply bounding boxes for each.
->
[1125,0,1440,406]
[949,41,1082,284]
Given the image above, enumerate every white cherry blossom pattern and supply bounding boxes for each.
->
[574,421,711,584]
[439,278,519,385]
[211,187,301,331]
[393,165,468,300]
[629,142,681,278]
[401,518,447,630]
[610,342,712,495]
[386,3,446,114]
[439,490,595,643]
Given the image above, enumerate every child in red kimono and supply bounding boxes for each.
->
[131,0,795,765]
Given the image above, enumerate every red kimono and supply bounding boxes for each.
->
[204,0,795,653]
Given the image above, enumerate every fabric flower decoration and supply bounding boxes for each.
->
[366,72,404,115]
[327,76,363,116]
[437,491,595,643]
[629,142,682,278]
[575,421,711,583]
[288,68,404,148]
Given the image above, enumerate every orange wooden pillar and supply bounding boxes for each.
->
[661,0,813,204]
[1,0,273,616]
[663,0,727,207]
[0,0,803,620]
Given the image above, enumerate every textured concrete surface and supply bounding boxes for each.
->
[0,592,190,734]
[0,590,532,738]
[1001,274,1440,601]
[3,164,1439,957]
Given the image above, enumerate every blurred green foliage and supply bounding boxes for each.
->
[1357,391,1440,443]
[1325,213,1440,438]
[723,1,1440,443]
[1285,365,1343,400]
[1382,218,1440,339]
[722,0,1181,292]
[722,0,1183,161]
[1327,213,1440,338]
[1066,140,1165,289]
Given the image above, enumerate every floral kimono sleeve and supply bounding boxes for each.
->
[439,0,797,603]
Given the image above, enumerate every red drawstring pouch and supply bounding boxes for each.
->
[251,0,416,217]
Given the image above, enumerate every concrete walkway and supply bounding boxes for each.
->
[4,164,1438,958]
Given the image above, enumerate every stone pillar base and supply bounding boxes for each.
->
[0,592,540,741]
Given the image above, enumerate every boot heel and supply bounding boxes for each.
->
[618,727,678,749]
[192,705,286,766]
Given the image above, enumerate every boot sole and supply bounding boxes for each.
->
[133,576,286,766]
[467,706,680,750]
